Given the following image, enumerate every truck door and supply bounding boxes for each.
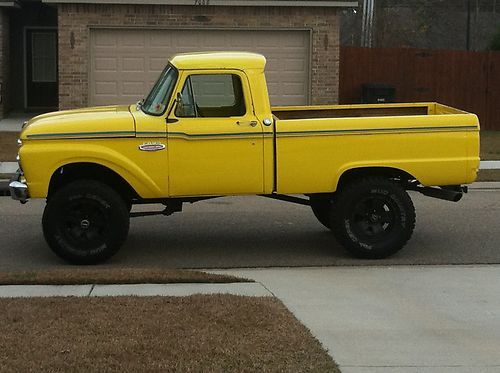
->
[166,71,265,196]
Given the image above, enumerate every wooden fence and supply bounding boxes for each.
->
[339,47,500,130]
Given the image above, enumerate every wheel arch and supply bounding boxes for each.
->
[336,166,417,191]
[47,162,139,202]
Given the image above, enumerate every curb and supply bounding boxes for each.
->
[0,282,273,298]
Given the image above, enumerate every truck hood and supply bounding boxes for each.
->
[20,105,135,140]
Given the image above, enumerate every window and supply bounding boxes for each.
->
[176,74,246,118]
[31,32,57,83]
[142,65,178,116]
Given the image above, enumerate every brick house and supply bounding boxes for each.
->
[0,0,356,119]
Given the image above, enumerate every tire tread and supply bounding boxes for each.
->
[331,176,415,259]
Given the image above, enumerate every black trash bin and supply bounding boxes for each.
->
[362,83,396,104]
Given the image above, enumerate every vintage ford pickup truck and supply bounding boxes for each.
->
[10,52,480,264]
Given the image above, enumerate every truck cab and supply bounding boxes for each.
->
[131,52,275,197]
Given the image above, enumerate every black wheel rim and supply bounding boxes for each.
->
[58,197,109,251]
[350,195,398,242]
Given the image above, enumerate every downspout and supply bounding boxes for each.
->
[361,0,375,48]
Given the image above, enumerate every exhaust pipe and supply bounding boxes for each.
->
[419,186,463,202]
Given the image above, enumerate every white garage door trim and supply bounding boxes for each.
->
[88,26,312,107]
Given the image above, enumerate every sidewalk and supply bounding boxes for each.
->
[0,282,271,298]
[2,265,500,372]
[480,160,500,170]
[0,112,32,132]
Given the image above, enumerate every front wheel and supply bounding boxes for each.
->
[331,177,415,259]
[42,180,130,265]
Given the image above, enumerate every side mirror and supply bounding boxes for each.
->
[166,94,180,124]
[176,92,184,107]
[136,98,144,111]
[173,92,187,118]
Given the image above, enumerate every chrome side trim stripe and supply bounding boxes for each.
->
[276,125,478,138]
[26,130,136,139]
[25,125,477,140]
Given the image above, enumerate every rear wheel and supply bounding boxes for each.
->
[42,180,130,264]
[331,177,415,259]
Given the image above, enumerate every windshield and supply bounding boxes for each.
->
[142,65,178,116]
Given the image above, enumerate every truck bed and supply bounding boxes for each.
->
[272,102,469,120]
[271,102,480,195]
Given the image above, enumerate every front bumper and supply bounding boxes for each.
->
[9,171,29,203]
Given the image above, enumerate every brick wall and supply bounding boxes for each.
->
[0,9,9,119]
[57,4,339,109]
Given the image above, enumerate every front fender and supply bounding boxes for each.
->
[20,140,167,198]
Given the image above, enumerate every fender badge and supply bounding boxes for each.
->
[139,142,166,152]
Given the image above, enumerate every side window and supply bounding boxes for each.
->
[175,77,196,118]
[175,74,246,118]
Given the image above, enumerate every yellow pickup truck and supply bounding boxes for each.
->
[10,52,480,264]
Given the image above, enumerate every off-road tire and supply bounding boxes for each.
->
[331,177,415,259]
[42,180,130,265]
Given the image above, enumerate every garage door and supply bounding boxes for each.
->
[89,28,310,107]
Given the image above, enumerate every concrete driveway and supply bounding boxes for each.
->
[212,265,500,373]
[0,188,499,270]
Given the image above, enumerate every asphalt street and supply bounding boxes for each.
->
[0,190,499,271]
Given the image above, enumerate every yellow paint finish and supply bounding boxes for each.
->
[170,52,266,71]
[131,105,167,137]
[167,129,265,196]
[275,113,480,194]
[20,106,135,140]
[467,129,481,183]
[19,139,169,199]
[166,69,266,197]
[246,68,275,193]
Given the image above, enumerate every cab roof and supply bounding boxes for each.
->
[169,51,266,71]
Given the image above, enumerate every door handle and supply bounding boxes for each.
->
[236,120,258,127]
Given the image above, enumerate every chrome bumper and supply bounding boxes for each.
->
[9,171,29,203]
